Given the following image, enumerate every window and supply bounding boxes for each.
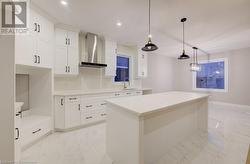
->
[115,56,130,82]
[193,58,228,92]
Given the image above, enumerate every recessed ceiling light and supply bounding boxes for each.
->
[116,21,122,27]
[61,0,68,6]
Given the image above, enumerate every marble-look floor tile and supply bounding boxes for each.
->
[22,104,250,164]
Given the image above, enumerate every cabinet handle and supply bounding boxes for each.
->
[68,66,70,72]
[86,105,93,108]
[65,66,68,72]
[32,129,41,134]
[38,24,40,33]
[38,55,41,64]
[68,38,70,45]
[60,98,63,106]
[101,103,107,106]
[101,113,107,116]
[34,23,37,31]
[126,92,132,95]
[69,97,77,100]
[115,93,120,96]
[66,38,68,45]
[86,116,93,119]
[34,55,37,63]
[15,128,19,140]
[78,104,81,111]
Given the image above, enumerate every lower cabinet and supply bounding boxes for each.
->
[21,115,52,148]
[54,90,142,130]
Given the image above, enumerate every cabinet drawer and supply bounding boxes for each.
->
[81,112,96,124]
[65,96,80,103]
[81,102,96,110]
[22,118,51,147]
[97,101,107,108]
[99,109,107,120]
[134,90,143,95]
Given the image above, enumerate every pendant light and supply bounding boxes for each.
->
[178,18,190,59]
[142,0,158,52]
[190,47,201,72]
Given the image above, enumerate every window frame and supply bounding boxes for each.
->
[114,54,132,84]
[192,58,229,93]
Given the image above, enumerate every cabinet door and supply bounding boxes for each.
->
[54,97,66,129]
[67,46,79,75]
[55,28,69,74]
[54,46,68,74]
[137,50,148,78]
[55,28,68,47]
[36,13,54,68]
[65,97,81,128]
[15,10,37,66]
[67,31,79,75]
[141,54,148,77]
[104,40,117,77]
[67,31,78,48]
[37,38,53,68]
[37,13,54,44]
[14,110,21,162]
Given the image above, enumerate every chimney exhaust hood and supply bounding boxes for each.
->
[80,33,107,68]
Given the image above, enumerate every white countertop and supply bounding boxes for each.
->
[106,91,209,116]
[53,88,148,96]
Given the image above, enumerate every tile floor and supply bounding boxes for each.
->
[21,103,250,164]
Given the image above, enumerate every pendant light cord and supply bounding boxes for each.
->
[149,0,151,37]
[183,21,185,51]
[195,49,198,63]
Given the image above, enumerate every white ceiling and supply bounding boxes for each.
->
[32,0,250,57]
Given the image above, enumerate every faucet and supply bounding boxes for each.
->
[123,81,130,89]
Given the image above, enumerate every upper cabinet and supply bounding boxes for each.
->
[137,49,148,78]
[104,39,117,77]
[15,9,54,68]
[54,28,79,75]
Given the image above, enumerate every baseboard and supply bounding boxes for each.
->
[209,101,250,112]
[55,120,106,132]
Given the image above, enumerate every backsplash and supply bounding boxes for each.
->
[54,68,142,91]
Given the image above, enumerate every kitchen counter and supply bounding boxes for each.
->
[106,91,209,116]
[53,88,145,96]
[106,91,209,164]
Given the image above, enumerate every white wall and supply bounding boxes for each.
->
[174,47,250,106]
[142,55,175,93]
[54,44,142,91]
[0,35,15,161]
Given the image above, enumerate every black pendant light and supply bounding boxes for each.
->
[178,18,190,59]
[142,0,158,52]
[190,47,201,71]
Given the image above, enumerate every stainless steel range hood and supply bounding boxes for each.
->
[80,33,107,68]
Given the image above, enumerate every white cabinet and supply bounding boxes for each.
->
[55,28,79,75]
[137,49,148,78]
[104,39,117,77]
[15,9,54,68]
[15,103,23,162]
[65,96,81,128]
[55,96,81,129]
[21,115,52,148]
[54,90,142,131]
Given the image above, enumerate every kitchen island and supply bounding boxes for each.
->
[106,91,209,164]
